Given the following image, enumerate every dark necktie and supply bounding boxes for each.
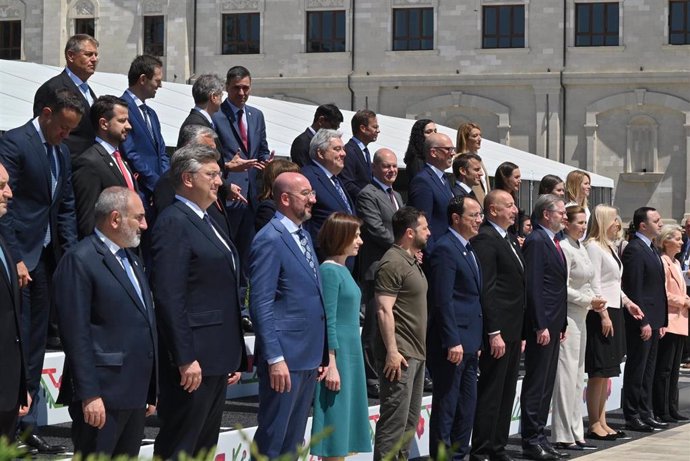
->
[363,146,372,169]
[650,243,663,269]
[140,104,156,143]
[0,245,9,284]
[465,242,479,275]
[237,109,248,150]
[505,233,523,268]
[115,249,145,307]
[44,144,58,247]
[554,236,566,264]
[296,228,318,278]
[386,187,398,210]
[203,213,236,272]
[331,175,353,214]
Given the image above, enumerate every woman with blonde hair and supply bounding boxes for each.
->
[456,122,489,201]
[652,224,690,422]
[584,205,643,440]
[565,171,592,234]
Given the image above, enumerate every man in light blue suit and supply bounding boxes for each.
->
[249,172,328,459]
[120,55,168,214]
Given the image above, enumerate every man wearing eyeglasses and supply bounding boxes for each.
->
[150,144,247,460]
[520,194,569,461]
[427,195,484,460]
[408,132,456,254]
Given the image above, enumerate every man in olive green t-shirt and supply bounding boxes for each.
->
[373,206,430,461]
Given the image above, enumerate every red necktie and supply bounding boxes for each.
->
[237,109,248,150]
[113,150,135,191]
[554,236,565,264]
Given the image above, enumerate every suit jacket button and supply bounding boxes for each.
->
[321,315,325,321]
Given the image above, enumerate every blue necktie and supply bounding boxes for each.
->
[116,249,145,307]
[330,175,353,214]
[79,82,93,105]
[0,245,10,284]
[140,104,156,146]
[44,143,58,247]
[296,229,318,279]
[465,242,479,275]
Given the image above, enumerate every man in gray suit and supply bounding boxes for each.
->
[356,148,403,397]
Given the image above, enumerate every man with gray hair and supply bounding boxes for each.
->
[300,129,356,259]
[151,144,247,459]
[177,74,224,148]
[34,34,99,160]
[520,194,569,461]
[53,186,156,458]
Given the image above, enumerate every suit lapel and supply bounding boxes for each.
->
[94,144,130,188]
[25,126,53,198]
[373,183,399,213]
[314,164,350,210]
[274,219,320,285]
[425,166,453,201]
[124,93,157,150]
[126,247,156,326]
[450,234,481,291]
[92,236,148,316]
[220,101,249,156]
[494,225,525,273]
[538,226,566,273]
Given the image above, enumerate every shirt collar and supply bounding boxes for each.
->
[488,219,508,238]
[538,223,557,242]
[426,162,446,181]
[31,118,48,145]
[95,136,117,154]
[94,228,122,255]
[193,107,213,125]
[352,136,367,152]
[312,159,337,179]
[227,100,245,117]
[307,126,316,136]
[448,227,470,248]
[175,194,205,219]
[275,211,301,234]
[65,67,86,87]
[391,244,418,266]
[126,89,145,107]
[455,181,472,193]
[373,177,393,191]
[635,231,652,247]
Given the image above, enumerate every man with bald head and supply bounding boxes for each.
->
[249,172,328,459]
[408,132,455,254]
[356,148,403,397]
[470,189,526,461]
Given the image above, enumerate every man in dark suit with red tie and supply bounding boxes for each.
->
[622,207,668,432]
[470,190,525,461]
[72,95,138,238]
[341,109,380,199]
[0,162,31,440]
[0,88,82,454]
[54,187,157,458]
[520,194,568,461]
[33,34,99,161]
[151,144,247,460]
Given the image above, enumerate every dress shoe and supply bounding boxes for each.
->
[554,442,582,451]
[625,417,654,432]
[670,412,690,422]
[424,376,433,392]
[22,433,67,454]
[612,430,631,440]
[657,414,678,423]
[241,315,254,333]
[491,453,515,461]
[521,445,557,461]
[367,383,380,399]
[642,417,668,429]
[542,444,570,458]
[586,431,618,441]
[15,440,38,456]
[575,441,597,450]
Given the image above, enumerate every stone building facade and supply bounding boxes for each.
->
[2,0,690,221]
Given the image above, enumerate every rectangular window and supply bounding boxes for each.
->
[75,18,95,37]
[575,3,619,46]
[307,10,346,52]
[482,5,525,48]
[222,13,260,54]
[392,8,433,51]
[669,0,690,44]
[0,20,21,60]
[143,15,165,56]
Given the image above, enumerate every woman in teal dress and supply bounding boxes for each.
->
[311,212,372,460]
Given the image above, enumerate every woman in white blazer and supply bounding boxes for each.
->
[552,205,605,450]
[584,205,643,440]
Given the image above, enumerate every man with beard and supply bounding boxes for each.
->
[72,95,137,238]
[53,187,156,458]
[249,172,328,459]
[373,206,430,460]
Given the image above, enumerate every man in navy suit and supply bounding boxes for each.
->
[0,88,82,454]
[120,54,168,214]
[0,162,31,440]
[408,132,455,254]
[249,171,328,459]
[428,195,484,460]
[176,74,224,149]
[452,153,484,199]
[300,129,356,260]
[622,207,669,432]
[72,95,138,238]
[54,187,156,458]
[33,34,99,161]
[341,109,380,199]
[150,144,247,459]
[290,103,343,167]
[520,194,568,461]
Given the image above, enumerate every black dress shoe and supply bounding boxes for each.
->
[367,383,380,398]
[612,430,631,440]
[670,412,690,422]
[241,315,254,333]
[424,376,433,392]
[491,453,515,461]
[657,414,678,423]
[554,442,582,451]
[522,445,557,461]
[22,433,67,454]
[542,444,570,458]
[642,417,668,429]
[625,418,654,432]
[586,431,618,441]
[15,440,38,456]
